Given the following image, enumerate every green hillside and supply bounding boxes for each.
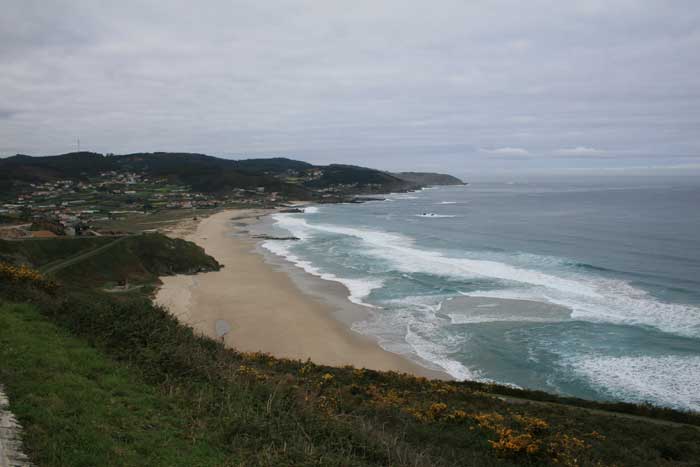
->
[0,152,116,183]
[235,157,314,173]
[307,164,420,192]
[0,236,113,268]
[0,234,220,292]
[0,302,230,467]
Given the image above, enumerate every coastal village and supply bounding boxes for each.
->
[0,169,312,239]
[0,154,413,240]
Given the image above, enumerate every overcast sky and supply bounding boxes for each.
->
[2,1,699,175]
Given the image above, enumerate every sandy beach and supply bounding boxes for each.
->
[155,209,446,378]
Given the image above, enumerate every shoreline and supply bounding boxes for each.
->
[155,208,448,379]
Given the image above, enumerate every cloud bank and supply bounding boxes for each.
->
[1,0,699,174]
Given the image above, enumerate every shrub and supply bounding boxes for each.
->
[0,262,59,295]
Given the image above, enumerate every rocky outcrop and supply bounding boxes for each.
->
[252,234,300,241]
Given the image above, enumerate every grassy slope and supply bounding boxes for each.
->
[3,287,700,466]
[2,238,700,466]
[56,234,220,289]
[0,303,228,467]
[0,301,442,467]
[0,237,112,269]
[0,235,220,290]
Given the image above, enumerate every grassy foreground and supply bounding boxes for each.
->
[0,302,228,466]
[1,236,700,466]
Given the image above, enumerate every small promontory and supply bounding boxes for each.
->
[393,172,465,186]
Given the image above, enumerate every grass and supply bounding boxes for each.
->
[56,233,220,289]
[0,300,444,467]
[0,236,112,268]
[0,302,229,467]
[91,208,221,233]
[2,248,700,466]
[0,234,221,291]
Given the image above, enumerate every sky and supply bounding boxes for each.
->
[1,0,699,175]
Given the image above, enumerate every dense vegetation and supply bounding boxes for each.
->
[1,236,699,466]
[0,236,113,267]
[235,157,314,173]
[0,152,116,183]
[306,164,420,193]
[0,235,220,290]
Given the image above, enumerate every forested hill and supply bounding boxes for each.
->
[0,152,460,197]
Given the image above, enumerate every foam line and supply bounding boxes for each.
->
[571,355,700,411]
[270,214,700,338]
[261,237,382,308]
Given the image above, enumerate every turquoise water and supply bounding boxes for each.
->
[262,176,700,411]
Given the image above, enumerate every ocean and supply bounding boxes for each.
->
[261,175,700,412]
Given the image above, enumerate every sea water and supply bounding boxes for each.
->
[262,175,700,411]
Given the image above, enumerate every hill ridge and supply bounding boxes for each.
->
[1,152,461,198]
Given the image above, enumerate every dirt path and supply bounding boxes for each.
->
[494,394,699,430]
[0,386,32,467]
[42,236,129,275]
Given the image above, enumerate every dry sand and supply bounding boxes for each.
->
[155,209,445,378]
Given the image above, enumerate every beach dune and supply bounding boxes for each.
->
[155,209,443,378]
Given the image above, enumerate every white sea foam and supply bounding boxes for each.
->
[271,214,700,338]
[448,313,560,324]
[272,216,599,295]
[270,212,700,346]
[570,355,700,411]
[415,213,457,218]
[269,213,313,240]
[461,283,700,338]
[303,206,320,214]
[404,324,476,380]
[342,277,385,307]
[438,201,457,204]
[261,230,382,308]
[353,296,480,380]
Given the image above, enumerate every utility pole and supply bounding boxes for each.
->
[77,137,81,152]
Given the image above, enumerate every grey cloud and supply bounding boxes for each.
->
[1,0,699,174]
[554,147,608,157]
[483,147,532,157]
[0,109,17,120]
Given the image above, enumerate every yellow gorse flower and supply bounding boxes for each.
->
[0,262,58,293]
